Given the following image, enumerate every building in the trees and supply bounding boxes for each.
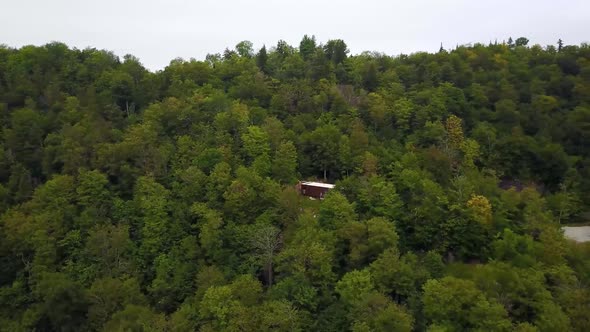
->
[297,181,335,199]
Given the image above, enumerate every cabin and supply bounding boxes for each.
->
[297,181,335,199]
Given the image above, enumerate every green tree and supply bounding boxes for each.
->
[256,45,268,72]
[338,217,399,269]
[356,176,402,220]
[515,37,530,47]
[3,108,46,177]
[103,304,167,332]
[258,300,301,332]
[235,40,254,58]
[84,224,134,278]
[148,237,199,313]
[306,124,342,180]
[206,161,233,206]
[242,125,270,160]
[324,39,349,64]
[191,203,224,263]
[276,216,336,291]
[34,272,89,332]
[134,176,171,267]
[299,35,317,61]
[251,225,282,287]
[272,141,298,184]
[336,269,374,305]
[87,277,146,330]
[319,191,356,230]
[350,292,413,332]
[422,276,512,331]
[362,62,379,92]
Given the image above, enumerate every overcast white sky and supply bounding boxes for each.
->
[1,0,588,71]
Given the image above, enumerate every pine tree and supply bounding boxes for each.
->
[256,45,268,73]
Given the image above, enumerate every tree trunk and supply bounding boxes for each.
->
[446,251,455,263]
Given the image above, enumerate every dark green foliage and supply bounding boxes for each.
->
[0,38,589,331]
[256,45,268,73]
[324,39,349,65]
[299,35,317,61]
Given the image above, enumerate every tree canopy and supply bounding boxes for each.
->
[0,37,590,331]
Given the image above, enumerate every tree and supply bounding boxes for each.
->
[397,173,449,252]
[191,203,224,262]
[324,39,349,64]
[515,37,529,47]
[369,250,432,302]
[366,92,389,129]
[276,213,336,290]
[28,174,77,243]
[356,176,402,221]
[306,124,342,180]
[235,40,254,58]
[360,151,379,176]
[422,277,512,331]
[214,102,249,140]
[84,224,133,278]
[339,136,354,177]
[101,122,172,181]
[460,138,480,168]
[252,225,282,287]
[242,125,270,160]
[273,39,293,58]
[148,237,199,313]
[547,183,578,223]
[76,169,111,224]
[256,45,268,72]
[3,108,46,177]
[0,183,8,213]
[206,162,233,206]
[34,272,90,332]
[472,262,571,330]
[319,191,356,230]
[392,98,414,134]
[349,119,369,157]
[336,269,374,305]
[134,176,171,266]
[198,277,263,330]
[299,35,317,61]
[445,114,464,149]
[338,217,399,269]
[199,285,240,329]
[258,300,301,331]
[103,304,166,332]
[362,62,379,92]
[349,292,413,332]
[272,141,298,184]
[466,194,493,225]
[221,167,279,222]
[87,277,146,330]
[492,229,536,268]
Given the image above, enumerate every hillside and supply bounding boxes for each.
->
[0,37,589,331]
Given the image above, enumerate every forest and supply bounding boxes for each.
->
[0,35,589,331]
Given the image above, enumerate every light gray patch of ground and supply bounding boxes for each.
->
[563,226,590,243]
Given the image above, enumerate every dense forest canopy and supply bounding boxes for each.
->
[0,36,590,331]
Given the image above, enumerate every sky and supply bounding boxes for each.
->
[1,0,588,71]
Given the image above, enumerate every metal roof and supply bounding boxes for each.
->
[301,181,335,189]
